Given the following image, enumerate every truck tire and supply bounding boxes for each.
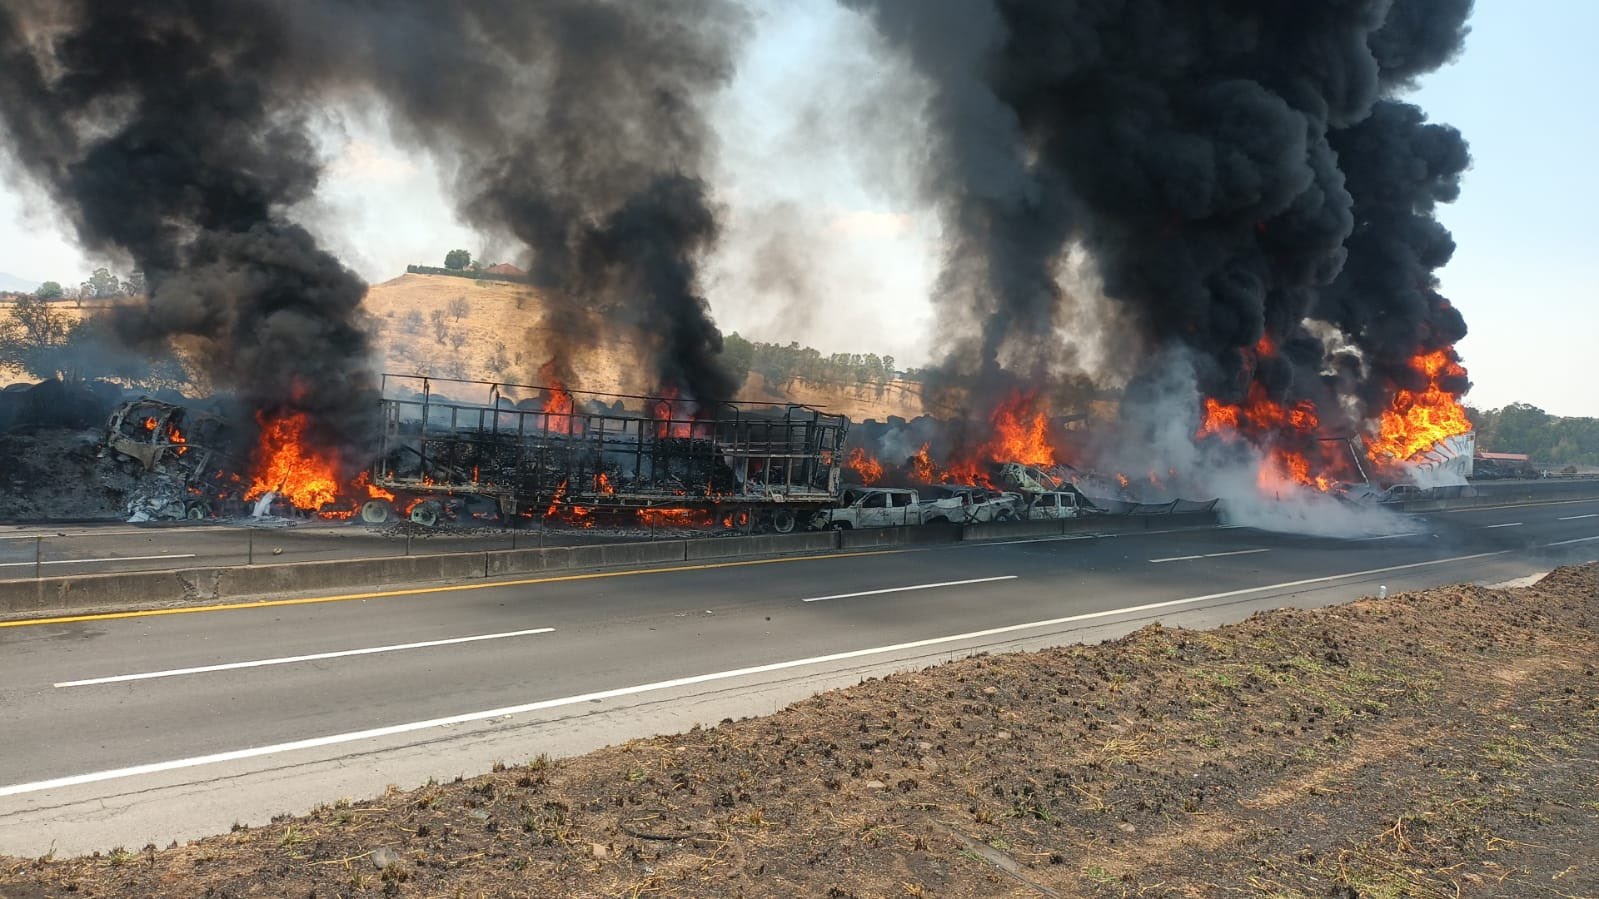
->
[360,500,394,524]
[770,508,797,534]
[185,501,211,520]
[410,500,442,528]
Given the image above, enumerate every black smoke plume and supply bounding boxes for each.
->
[847,0,1475,448]
[295,0,746,406]
[0,0,375,457]
[0,0,747,456]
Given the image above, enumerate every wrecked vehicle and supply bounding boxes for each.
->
[367,376,849,533]
[1019,490,1094,520]
[812,486,935,530]
[102,398,243,520]
[922,485,1022,524]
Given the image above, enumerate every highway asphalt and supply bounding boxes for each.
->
[0,495,1594,855]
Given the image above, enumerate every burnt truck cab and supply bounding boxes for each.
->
[104,399,234,473]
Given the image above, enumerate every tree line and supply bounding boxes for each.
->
[1469,403,1599,467]
[720,333,907,390]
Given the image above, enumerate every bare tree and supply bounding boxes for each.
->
[448,296,470,322]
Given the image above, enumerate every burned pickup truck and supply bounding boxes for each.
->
[366,376,850,533]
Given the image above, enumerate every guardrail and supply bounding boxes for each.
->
[0,511,1219,618]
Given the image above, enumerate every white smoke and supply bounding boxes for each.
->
[1102,348,1415,539]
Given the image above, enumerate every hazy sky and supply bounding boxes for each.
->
[0,1,1592,416]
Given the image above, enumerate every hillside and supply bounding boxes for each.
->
[363,273,928,420]
[2,278,929,422]
[3,565,1593,897]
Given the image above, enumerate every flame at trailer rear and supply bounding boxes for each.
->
[1366,349,1472,466]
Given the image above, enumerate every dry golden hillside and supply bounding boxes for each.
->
[2,277,930,422]
[363,273,929,420]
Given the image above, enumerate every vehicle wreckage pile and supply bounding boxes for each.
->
[2,370,1472,533]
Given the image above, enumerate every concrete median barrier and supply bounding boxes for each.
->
[837,522,964,549]
[685,532,838,561]
[567,541,688,570]
[486,546,574,576]
[217,552,486,597]
[960,520,1062,541]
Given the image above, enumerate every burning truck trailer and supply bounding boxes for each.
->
[363,376,850,534]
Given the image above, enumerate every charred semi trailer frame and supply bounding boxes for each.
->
[368,376,849,533]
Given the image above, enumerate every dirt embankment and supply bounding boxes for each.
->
[4,565,1595,898]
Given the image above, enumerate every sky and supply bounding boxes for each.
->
[0,1,1593,417]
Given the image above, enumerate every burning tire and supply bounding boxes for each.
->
[769,508,797,534]
[360,500,394,524]
[409,500,442,528]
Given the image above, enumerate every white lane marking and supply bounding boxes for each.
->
[1545,535,1599,547]
[1356,532,1425,541]
[53,628,557,688]
[1557,514,1598,521]
[1151,548,1269,563]
[0,553,198,568]
[1446,498,1599,513]
[802,575,1016,603]
[985,535,1102,546]
[1482,522,1524,529]
[0,548,1513,800]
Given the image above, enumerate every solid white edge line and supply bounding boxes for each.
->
[1545,535,1599,547]
[1482,522,1524,529]
[0,548,1512,800]
[1149,555,1203,563]
[1557,514,1599,521]
[0,553,198,569]
[802,575,1016,603]
[1203,548,1270,558]
[53,628,557,688]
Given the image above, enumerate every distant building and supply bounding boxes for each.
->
[485,263,525,277]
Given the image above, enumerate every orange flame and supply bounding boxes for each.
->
[846,447,884,485]
[909,444,936,483]
[986,391,1054,467]
[1366,350,1472,464]
[538,360,578,435]
[246,411,341,511]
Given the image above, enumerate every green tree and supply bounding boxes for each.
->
[80,267,120,298]
[444,249,472,270]
[34,281,63,300]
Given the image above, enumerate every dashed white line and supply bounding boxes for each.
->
[1356,532,1425,541]
[0,549,1511,800]
[1482,522,1524,529]
[0,553,197,569]
[1151,548,1270,563]
[53,628,556,688]
[1545,535,1599,547]
[1557,514,1598,521]
[802,575,1017,603]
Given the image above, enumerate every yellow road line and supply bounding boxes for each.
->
[0,549,905,629]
